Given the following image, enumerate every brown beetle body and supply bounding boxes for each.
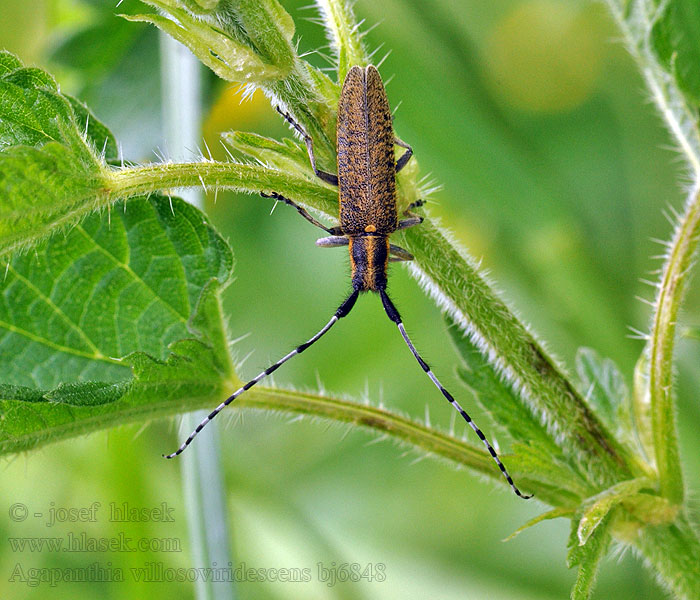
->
[337,66,399,237]
[337,65,397,292]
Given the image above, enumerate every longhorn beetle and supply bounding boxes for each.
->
[166,65,531,500]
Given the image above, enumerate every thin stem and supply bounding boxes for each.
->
[160,33,236,600]
[221,388,573,506]
[0,381,573,506]
[104,161,338,215]
[648,186,700,502]
[603,0,700,503]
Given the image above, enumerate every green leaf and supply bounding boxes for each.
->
[45,381,132,406]
[449,320,554,448]
[576,348,627,432]
[0,63,80,149]
[222,130,311,175]
[575,348,645,462]
[577,478,652,545]
[650,0,700,106]
[180,0,296,62]
[0,52,22,76]
[65,96,119,162]
[0,52,112,256]
[504,507,574,542]
[568,513,612,600]
[125,0,293,83]
[304,61,341,109]
[226,0,296,67]
[0,195,234,454]
[506,442,589,503]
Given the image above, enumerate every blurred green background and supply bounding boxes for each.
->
[1,0,699,598]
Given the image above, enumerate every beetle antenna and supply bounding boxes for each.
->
[164,289,360,459]
[379,289,532,499]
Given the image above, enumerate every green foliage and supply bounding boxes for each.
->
[0,194,234,454]
[2,0,700,598]
[605,0,700,509]
[576,478,653,545]
[0,51,113,256]
[448,319,589,504]
[575,348,646,463]
[123,0,295,82]
[650,0,700,106]
[567,512,612,600]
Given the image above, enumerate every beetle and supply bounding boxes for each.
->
[166,65,531,500]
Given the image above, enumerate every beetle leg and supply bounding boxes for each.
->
[261,191,340,234]
[276,107,339,186]
[397,216,423,230]
[389,244,414,262]
[406,199,425,212]
[316,235,349,248]
[398,199,426,228]
[394,137,413,173]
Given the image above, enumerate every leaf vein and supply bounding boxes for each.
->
[6,263,103,356]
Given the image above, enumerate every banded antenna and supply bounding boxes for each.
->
[166,288,532,500]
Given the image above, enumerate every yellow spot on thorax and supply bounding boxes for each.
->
[364,224,376,233]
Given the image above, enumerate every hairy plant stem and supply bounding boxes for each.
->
[632,514,700,599]
[105,161,338,212]
[647,186,700,503]
[603,0,700,506]
[2,380,564,505]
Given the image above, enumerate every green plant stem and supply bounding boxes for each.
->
[647,187,700,503]
[233,391,571,505]
[604,0,700,507]
[632,515,700,599]
[160,33,235,600]
[104,161,338,213]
